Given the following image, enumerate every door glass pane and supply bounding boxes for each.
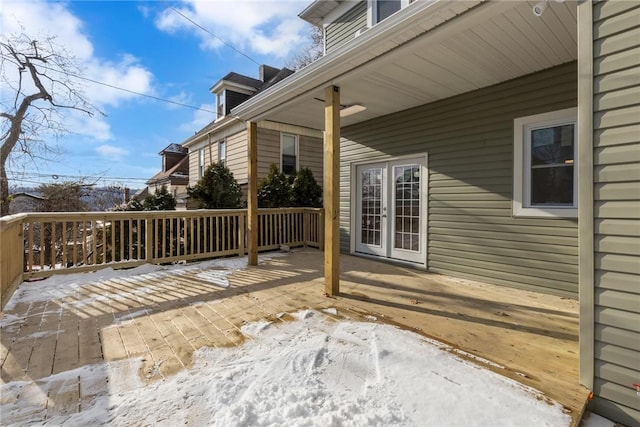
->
[394,165,420,252]
[361,168,382,246]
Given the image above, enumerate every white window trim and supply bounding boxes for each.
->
[513,107,578,218]
[367,0,410,27]
[280,133,299,174]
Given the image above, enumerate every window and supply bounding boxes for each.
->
[281,133,298,175]
[198,148,205,178]
[216,90,225,120]
[218,139,226,165]
[369,0,409,25]
[513,107,577,217]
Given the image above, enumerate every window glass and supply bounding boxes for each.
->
[216,91,225,119]
[376,0,401,22]
[198,148,205,178]
[218,140,226,165]
[281,134,297,175]
[529,124,575,206]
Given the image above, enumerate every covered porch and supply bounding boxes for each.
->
[237,0,581,297]
[1,249,587,425]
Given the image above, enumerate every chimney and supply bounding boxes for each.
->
[124,187,130,204]
[259,65,280,83]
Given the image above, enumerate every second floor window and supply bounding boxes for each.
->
[369,0,409,26]
[376,0,401,22]
[281,133,298,175]
[218,139,226,165]
[216,90,225,120]
[198,148,205,178]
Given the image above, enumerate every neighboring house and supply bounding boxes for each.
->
[8,192,46,214]
[146,143,190,209]
[232,1,640,425]
[182,65,323,200]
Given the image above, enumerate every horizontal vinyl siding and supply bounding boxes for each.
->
[299,135,324,186]
[325,1,367,53]
[257,128,324,185]
[188,151,199,187]
[187,145,214,187]
[257,128,281,180]
[226,131,248,184]
[592,2,640,426]
[340,62,578,296]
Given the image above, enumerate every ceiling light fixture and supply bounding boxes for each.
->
[340,104,366,118]
[533,0,548,16]
[533,0,565,17]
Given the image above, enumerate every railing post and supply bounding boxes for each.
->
[247,121,259,265]
[145,217,154,263]
[238,214,245,256]
[319,209,325,251]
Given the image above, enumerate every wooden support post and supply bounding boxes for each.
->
[247,121,258,266]
[324,85,340,296]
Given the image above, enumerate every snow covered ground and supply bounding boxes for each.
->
[0,256,612,426]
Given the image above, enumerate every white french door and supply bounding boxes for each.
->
[355,156,427,265]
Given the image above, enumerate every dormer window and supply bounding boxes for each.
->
[216,90,226,120]
[211,77,260,121]
[369,0,409,25]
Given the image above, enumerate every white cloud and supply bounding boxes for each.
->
[155,0,309,59]
[1,0,155,140]
[179,103,217,133]
[167,91,193,110]
[97,144,129,160]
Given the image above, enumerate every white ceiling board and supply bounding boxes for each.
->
[252,0,578,130]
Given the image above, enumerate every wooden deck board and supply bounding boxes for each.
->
[0,249,587,425]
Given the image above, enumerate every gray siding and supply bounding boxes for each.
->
[340,62,579,296]
[326,1,367,53]
[592,2,640,425]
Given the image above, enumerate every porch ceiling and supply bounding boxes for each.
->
[250,0,577,130]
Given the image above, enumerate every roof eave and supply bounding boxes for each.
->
[299,0,347,27]
[232,0,461,121]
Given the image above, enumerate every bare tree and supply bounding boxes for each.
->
[287,25,324,71]
[0,33,101,216]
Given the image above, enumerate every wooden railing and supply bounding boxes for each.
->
[0,208,323,307]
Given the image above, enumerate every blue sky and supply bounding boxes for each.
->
[1,0,313,190]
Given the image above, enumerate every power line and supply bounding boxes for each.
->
[167,5,260,66]
[8,171,150,182]
[0,53,216,114]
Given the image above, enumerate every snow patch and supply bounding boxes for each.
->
[1,311,573,426]
[195,270,230,288]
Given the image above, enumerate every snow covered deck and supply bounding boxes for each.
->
[1,249,589,425]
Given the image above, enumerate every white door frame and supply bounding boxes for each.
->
[350,153,428,267]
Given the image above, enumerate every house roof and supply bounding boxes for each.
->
[160,143,188,155]
[232,0,578,130]
[182,66,295,148]
[221,72,263,89]
[146,155,189,185]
